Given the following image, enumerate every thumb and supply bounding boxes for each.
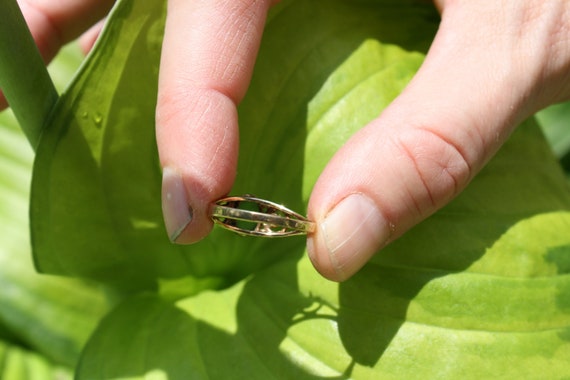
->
[306,1,567,281]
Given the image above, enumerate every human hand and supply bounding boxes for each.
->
[8,1,570,282]
[158,0,570,281]
[306,0,570,280]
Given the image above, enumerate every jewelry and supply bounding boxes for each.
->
[210,195,315,237]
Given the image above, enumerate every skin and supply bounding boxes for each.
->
[4,0,570,281]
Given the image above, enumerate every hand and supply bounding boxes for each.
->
[158,0,570,281]
[307,0,570,280]
[9,0,570,282]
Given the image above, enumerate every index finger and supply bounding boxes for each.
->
[156,0,277,243]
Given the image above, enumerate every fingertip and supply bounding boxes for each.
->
[307,193,390,282]
[307,233,340,282]
[161,166,222,245]
[156,90,238,244]
[157,0,275,244]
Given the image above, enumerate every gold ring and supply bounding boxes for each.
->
[210,195,315,237]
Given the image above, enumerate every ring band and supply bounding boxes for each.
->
[210,195,315,237]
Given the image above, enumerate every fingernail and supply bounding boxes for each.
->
[321,194,389,280]
[161,167,192,243]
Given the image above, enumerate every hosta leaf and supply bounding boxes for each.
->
[537,101,570,159]
[78,129,570,378]
[537,101,570,179]
[31,0,297,292]
[79,200,570,378]
[31,0,170,291]
[30,0,437,291]
[0,106,110,366]
[74,1,570,378]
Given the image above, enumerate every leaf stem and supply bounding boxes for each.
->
[0,0,58,150]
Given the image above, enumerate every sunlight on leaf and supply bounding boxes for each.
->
[80,200,570,378]
[65,0,570,378]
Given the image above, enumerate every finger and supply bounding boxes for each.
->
[78,18,106,55]
[17,0,115,62]
[156,0,278,243]
[307,1,570,281]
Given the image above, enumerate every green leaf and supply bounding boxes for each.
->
[31,0,170,290]
[537,101,570,180]
[32,0,287,292]
[0,339,72,380]
[0,0,58,149]
[79,198,570,378]
[0,105,110,367]
[537,101,570,159]
[69,1,570,378]
[78,136,570,378]
[31,0,438,291]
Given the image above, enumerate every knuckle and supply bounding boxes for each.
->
[392,127,472,215]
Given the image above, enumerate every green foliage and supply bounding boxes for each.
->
[0,340,72,380]
[0,0,57,149]
[1,0,570,378]
[75,116,570,378]
[0,104,109,372]
[537,102,570,179]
